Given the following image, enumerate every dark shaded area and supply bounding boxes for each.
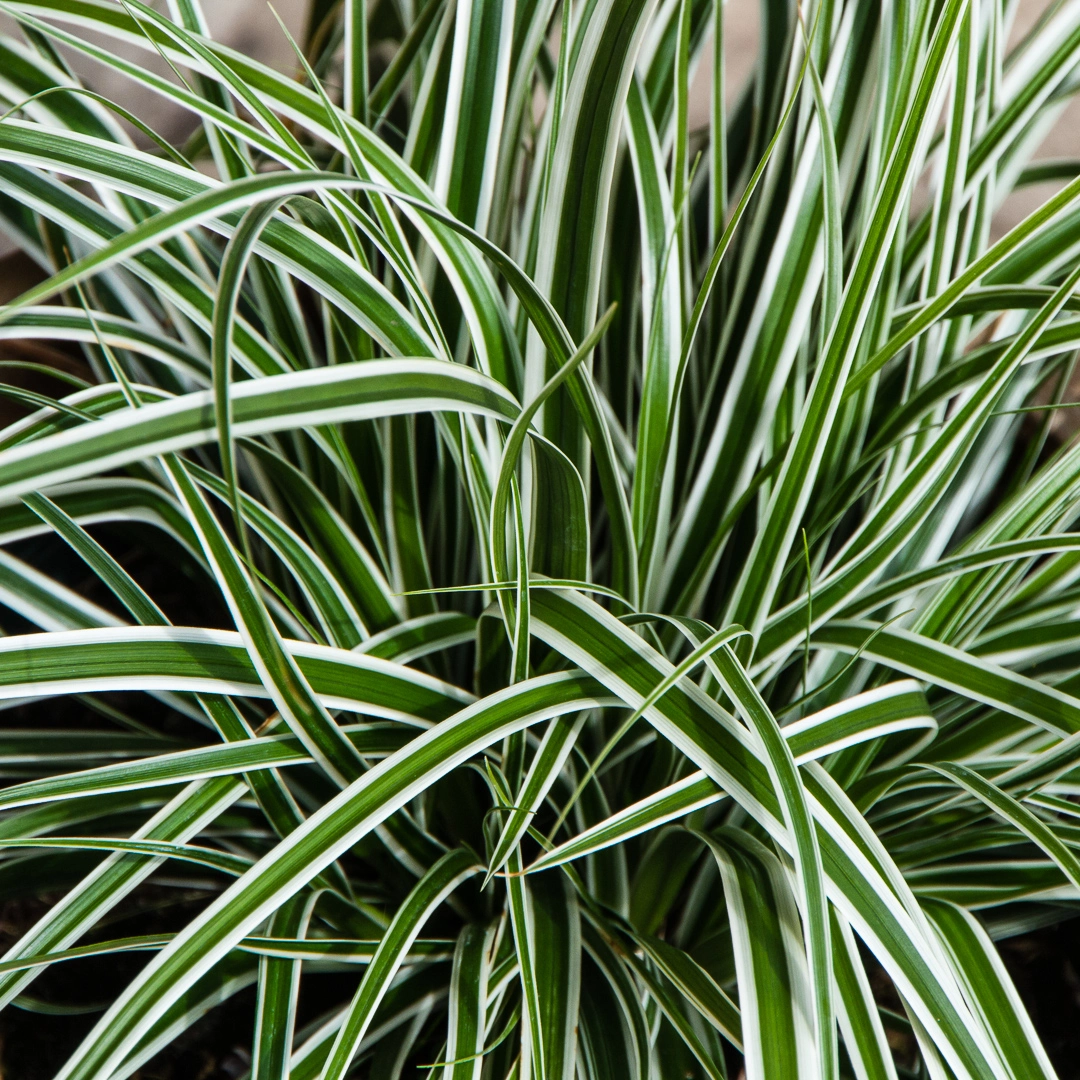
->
[0,889,254,1080]
[0,978,257,1080]
[0,887,369,1078]
[860,908,1080,1078]
[1000,917,1080,1078]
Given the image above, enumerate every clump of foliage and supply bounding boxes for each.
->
[0,0,1079,1076]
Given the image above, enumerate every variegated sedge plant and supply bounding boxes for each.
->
[0,0,1079,1076]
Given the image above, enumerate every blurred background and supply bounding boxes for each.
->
[0,0,1078,253]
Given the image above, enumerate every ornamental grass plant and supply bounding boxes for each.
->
[1,0,1080,1076]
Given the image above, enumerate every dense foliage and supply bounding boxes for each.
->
[1,0,1080,1075]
